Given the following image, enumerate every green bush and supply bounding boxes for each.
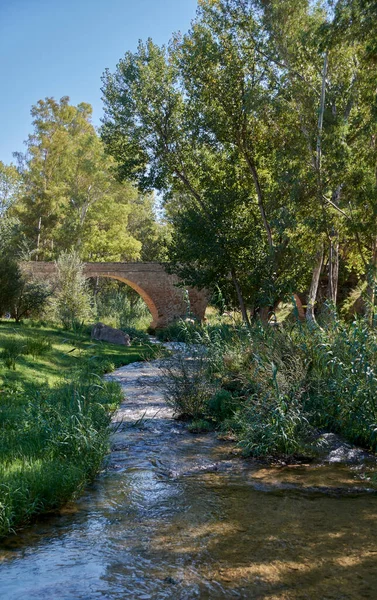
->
[122,325,150,345]
[155,319,202,342]
[23,335,52,358]
[303,318,377,450]
[188,419,215,433]
[236,392,308,456]
[50,250,93,330]
[92,279,151,331]
[207,389,237,422]
[159,318,377,456]
[1,337,25,369]
[159,350,216,418]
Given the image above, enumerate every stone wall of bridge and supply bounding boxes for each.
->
[26,262,209,329]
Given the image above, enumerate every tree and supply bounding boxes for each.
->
[101,40,257,321]
[0,259,50,322]
[51,250,93,329]
[11,278,51,323]
[101,15,311,320]
[101,0,377,322]
[229,0,377,322]
[0,258,23,317]
[128,193,171,261]
[0,161,22,217]
[13,97,143,262]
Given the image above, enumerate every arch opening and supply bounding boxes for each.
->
[87,274,157,330]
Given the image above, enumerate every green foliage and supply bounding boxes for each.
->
[51,250,93,329]
[159,350,216,419]
[0,216,21,256]
[0,331,52,370]
[0,371,122,538]
[303,318,377,449]
[207,389,237,422]
[121,325,150,345]
[12,279,52,323]
[101,0,377,321]
[159,316,377,456]
[0,161,22,217]
[127,193,171,261]
[12,96,158,262]
[0,258,23,316]
[0,258,50,322]
[236,391,308,457]
[188,419,214,433]
[1,337,25,370]
[155,319,202,342]
[92,278,151,331]
[23,334,52,358]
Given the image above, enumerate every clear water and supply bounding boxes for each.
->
[1,360,377,599]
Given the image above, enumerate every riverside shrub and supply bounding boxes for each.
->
[159,317,377,456]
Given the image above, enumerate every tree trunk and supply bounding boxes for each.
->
[316,52,328,173]
[259,306,270,325]
[231,269,250,326]
[306,244,324,327]
[327,233,339,305]
[36,216,42,261]
[293,294,305,322]
[243,150,273,250]
[93,276,100,298]
[367,236,377,327]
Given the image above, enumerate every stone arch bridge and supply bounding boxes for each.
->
[26,262,208,329]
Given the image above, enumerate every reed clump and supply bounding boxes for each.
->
[158,317,377,457]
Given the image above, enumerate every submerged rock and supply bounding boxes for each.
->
[312,432,377,465]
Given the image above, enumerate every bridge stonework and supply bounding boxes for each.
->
[26,262,208,329]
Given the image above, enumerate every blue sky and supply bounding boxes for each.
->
[0,0,198,163]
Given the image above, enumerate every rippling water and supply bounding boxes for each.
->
[1,359,377,599]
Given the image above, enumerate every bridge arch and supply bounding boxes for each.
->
[89,273,159,328]
[25,261,208,329]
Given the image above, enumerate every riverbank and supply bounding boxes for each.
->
[107,352,377,493]
[0,322,156,538]
[153,319,377,460]
[1,351,377,599]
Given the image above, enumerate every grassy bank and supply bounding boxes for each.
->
[157,317,377,457]
[0,321,155,538]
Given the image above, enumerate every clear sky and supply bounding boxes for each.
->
[0,0,198,164]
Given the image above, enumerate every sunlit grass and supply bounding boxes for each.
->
[0,321,155,388]
[0,320,156,538]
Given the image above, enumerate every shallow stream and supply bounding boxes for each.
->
[1,356,377,599]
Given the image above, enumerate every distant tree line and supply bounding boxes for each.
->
[0,97,168,264]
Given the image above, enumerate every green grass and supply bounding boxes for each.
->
[0,320,156,539]
[0,321,155,388]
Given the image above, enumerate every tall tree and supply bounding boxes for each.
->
[0,161,22,218]
[251,0,377,320]
[13,97,143,262]
[101,32,309,319]
[101,0,377,321]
